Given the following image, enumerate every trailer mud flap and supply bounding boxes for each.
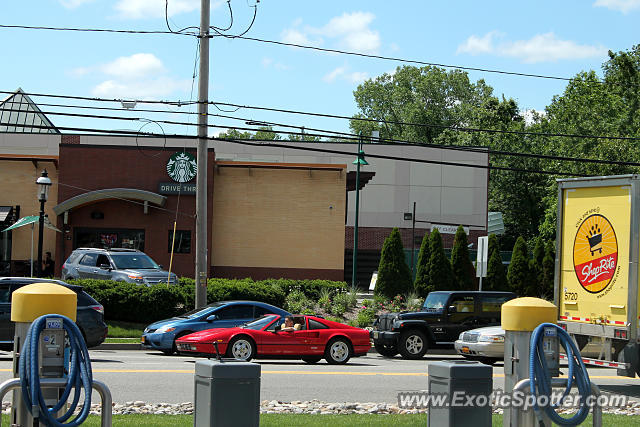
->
[616,342,639,377]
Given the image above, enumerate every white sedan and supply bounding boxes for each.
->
[454,326,505,365]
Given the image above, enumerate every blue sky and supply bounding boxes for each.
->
[1,0,639,138]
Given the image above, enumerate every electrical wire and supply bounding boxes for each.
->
[3,105,640,169]
[3,89,640,143]
[0,23,192,36]
[0,119,589,177]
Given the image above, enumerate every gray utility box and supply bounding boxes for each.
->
[428,360,492,427]
[194,359,261,427]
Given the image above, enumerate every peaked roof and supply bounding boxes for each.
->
[0,88,60,134]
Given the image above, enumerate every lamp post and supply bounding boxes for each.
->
[351,138,368,288]
[36,170,52,277]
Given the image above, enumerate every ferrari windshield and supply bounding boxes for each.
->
[243,315,278,330]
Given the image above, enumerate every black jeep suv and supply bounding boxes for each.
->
[371,290,516,359]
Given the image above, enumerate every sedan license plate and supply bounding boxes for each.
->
[461,346,470,354]
[373,332,379,339]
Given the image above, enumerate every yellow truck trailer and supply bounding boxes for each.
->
[556,175,640,377]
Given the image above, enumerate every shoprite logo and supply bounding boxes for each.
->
[573,213,618,294]
[167,152,197,183]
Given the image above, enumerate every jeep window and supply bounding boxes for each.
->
[0,285,9,303]
[423,293,449,311]
[79,254,98,266]
[481,296,511,312]
[110,254,159,269]
[449,296,475,313]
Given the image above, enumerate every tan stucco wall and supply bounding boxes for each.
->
[0,161,58,260]
[212,166,346,270]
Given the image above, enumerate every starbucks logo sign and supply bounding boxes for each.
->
[167,152,197,183]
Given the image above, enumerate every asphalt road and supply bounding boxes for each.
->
[1,349,639,405]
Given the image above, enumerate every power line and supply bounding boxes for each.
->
[0,23,193,36]
[3,89,640,143]
[0,120,600,177]
[4,104,640,169]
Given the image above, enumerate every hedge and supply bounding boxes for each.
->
[67,278,347,324]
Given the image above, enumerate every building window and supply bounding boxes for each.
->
[169,230,191,254]
[74,228,145,250]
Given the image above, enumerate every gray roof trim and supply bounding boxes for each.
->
[53,188,167,216]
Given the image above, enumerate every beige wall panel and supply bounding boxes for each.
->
[212,167,345,270]
[0,161,58,260]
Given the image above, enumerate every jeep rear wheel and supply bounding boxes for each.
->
[399,329,428,359]
[374,343,398,358]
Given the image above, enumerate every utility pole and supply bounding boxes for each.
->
[195,0,210,308]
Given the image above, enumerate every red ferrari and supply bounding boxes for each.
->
[175,314,370,364]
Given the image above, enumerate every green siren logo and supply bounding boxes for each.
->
[167,152,197,183]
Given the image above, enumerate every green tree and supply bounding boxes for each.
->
[350,65,494,144]
[413,232,431,297]
[450,226,475,290]
[529,238,545,290]
[374,228,413,298]
[507,237,531,296]
[428,229,455,291]
[541,241,556,300]
[485,234,508,291]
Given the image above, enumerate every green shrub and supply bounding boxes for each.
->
[428,229,455,291]
[451,225,476,290]
[347,286,358,308]
[331,292,351,316]
[361,299,373,309]
[318,288,332,311]
[284,288,312,313]
[374,228,413,298]
[324,315,343,323]
[508,237,532,296]
[356,308,376,327]
[414,232,431,297]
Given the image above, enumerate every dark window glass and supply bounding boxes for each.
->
[110,254,158,269]
[308,319,329,330]
[0,285,10,303]
[216,305,254,320]
[254,306,274,317]
[449,296,475,313]
[79,254,98,266]
[74,228,144,251]
[266,316,285,331]
[96,255,110,267]
[65,252,83,265]
[481,296,511,312]
[168,230,191,254]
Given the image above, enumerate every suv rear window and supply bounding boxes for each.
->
[480,295,511,312]
[65,252,83,265]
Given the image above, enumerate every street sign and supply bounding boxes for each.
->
[488,212,505,235]
[476,236,489,278]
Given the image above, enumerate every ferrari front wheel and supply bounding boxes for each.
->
[227,336,255,361]
[325,338,352,365]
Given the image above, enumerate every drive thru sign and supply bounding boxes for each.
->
[476,236,489,290]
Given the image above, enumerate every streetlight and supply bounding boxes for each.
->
[36,169,52,277]
[351,137,368,288]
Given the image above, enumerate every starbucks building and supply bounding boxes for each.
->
[54,135,347,280]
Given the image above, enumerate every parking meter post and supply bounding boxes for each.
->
[213,341,222,362]
[501,298,557,427]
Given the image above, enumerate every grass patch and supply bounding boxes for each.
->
[106,321,146,338]
[104,337,141,343]
[15,413,638,427]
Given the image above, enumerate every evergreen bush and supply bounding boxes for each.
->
[451,225,476,290]
[427,229,455,291]
[413,232,431,297]
[374,227,413,298]
[485,234,508,291]
[541,240,556,299]
[507,236,532,296]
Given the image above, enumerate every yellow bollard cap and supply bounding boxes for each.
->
[501,297,557,331]
[11,283,77,322]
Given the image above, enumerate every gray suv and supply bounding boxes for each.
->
[62,248,178,286]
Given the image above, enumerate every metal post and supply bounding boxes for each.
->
[351,142,361,288]
[37,199,45,277]
[195,0,210,308]
[411,201,416,279]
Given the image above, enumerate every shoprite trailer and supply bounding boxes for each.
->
[555,174,640,377]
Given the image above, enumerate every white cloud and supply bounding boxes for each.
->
[114,0,213,19]
[594,0,640,13]
[323,66,368,84]
[457,32,607,63]
[281,12,381,54]
[59,0,94,8]
[75,53,190,99]
[261,57,289,71]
